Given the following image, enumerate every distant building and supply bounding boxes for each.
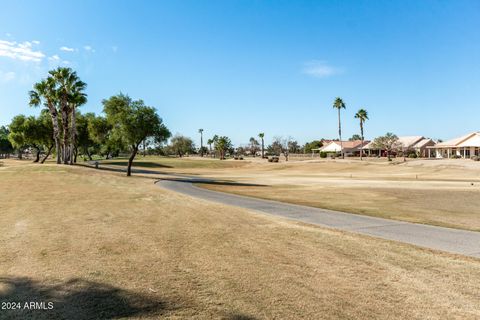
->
[363,136,436,157]
[427,132,480,158]
[316,140,370,156]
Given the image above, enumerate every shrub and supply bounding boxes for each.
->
[320,152,327,158]
[408,153,418,158]
[471,156,480,161]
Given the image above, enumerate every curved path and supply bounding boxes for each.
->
[156,177,480,258]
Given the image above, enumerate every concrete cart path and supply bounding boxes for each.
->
[156,178,480,258]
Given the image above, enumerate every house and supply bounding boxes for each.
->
[427,132,480,158]
[318,140,370,156]
[363,136,436,157]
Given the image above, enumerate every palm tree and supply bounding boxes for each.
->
[198,128,204,157]
[207,138,213,157]
[333,97,346,159]
[212,135,219,158]
[50,67,86,164]
[258,133,265,158]
[69,85,87,164]
[354,109,369,160]
[29,78,62,164]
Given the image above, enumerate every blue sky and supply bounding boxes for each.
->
[1,0,479,146]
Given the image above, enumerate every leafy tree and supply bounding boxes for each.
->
[249,137,260,156]
[258,133,265,158]
[354,109,369,160]
[288,140,300,154]
[103,94,171,176]
[215,136,232,160]
[8,115,28,159]
[349,134,362,141]
[76,112,97,161]
[170,135,195,157]
[304,140,323,153]
[372,132,400,160]
[24,112,54,163]
[88,114,116,159]
[333,97,346,159]
[0,126,13,158]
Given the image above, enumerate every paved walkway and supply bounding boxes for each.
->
[156,178,480,258]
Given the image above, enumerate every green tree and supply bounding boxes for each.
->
[333,97,346,159]
[170,135,195,157]
[103,94,171,176]
[349,134,361,141]
[354,109,369,160]
[76,112,97,161]
[29,77,62,164]
[215,136,232,160]
[8,115,28,159]
[303,140,323,154]
[24,113,54,163]
[0,126,13,158]
[258,133,265,158]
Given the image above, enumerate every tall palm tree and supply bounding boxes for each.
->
[333,97,346,159]
[50,67,86,164]
[198,128,204,157]
[29,78,62,164]
[69,86,87,164]
[354,109,369,160]
[258,133,265,158]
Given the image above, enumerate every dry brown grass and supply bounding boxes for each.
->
[190,158,480,231]
[0,160,479,319]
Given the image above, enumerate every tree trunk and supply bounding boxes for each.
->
[33,146,40,163]
[74,145,78,163]
[70,107,77,165]
[86,149,93,161]
[200,133,203,157]
[41,145,54,164]
[338,108,343,159]
[127,145,139,177]
[61,105,70,165]
[47,104,62,164]
[143,139,146,157]
[261,139,264,158]
[360,122,364,161]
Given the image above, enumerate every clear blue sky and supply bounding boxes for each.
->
[1,0,479,146]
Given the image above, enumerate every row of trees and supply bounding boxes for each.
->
[3,67,173,176]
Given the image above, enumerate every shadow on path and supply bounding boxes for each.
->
[0,276,168,319]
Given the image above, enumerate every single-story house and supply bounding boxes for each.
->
[315,140,370,156]
[427,132,480,158]
[363,136,436,157]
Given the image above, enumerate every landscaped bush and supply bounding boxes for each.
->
[471,156,480,161]
[408,153,418,158]
[320,152,327,158]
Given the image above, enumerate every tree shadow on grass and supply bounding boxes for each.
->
[0,277,169,319]
[157,177,267,187]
